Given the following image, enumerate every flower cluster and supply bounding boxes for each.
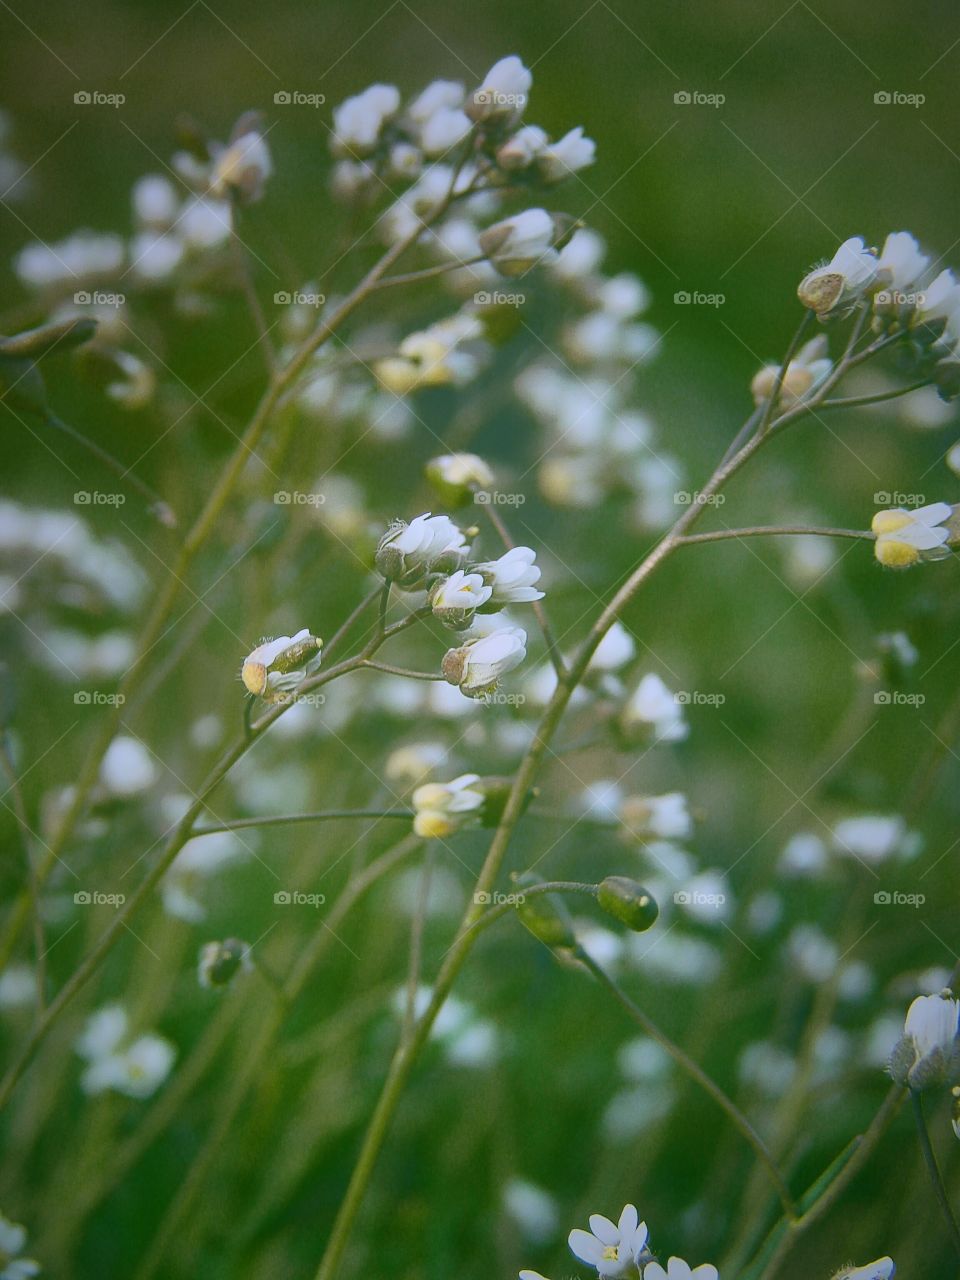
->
[74,1004,175,1099]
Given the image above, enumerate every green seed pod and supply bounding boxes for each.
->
[597,876,659,932]
[515,883,575,950]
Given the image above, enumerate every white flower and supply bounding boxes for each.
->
[620,791,692,841]
[426,452,495,502]
[838,1259,895,1280]
[788,924,838,983]
[132,173,179,227]
[567,1203,649,1277]
[412,772,485,838]
[876,231,928,292]
[385,742,447,788]
[332,83,400,153]
[916,268,960,330]
[178,196,232,249]
[473,547,544,604]
[537,126,596,182]
[100,736,157,797]
[872,501,953,568]
[589,620,636,671]
[751,335,832,407]
[442,625,527,697]
[497,125,549,170]
[408,80,465,124]
[468,55,532,122]
[503,1180,558,1244]
[0,1213,39,1280]
[209,128,272,203]
[779,832,829,878]
[0,966,35,1009]
[644,1259,718,1280]
[621,673,688,742]
[75,1005,175,1099]
[797,236,878,314]
[419,106,472,155]
[375,314,484,393]
[550,227,606,280]
[479,210,561,276]
[240,628,322,701]
[831,815,916,864]
[376,512,468,585]
[430,569,493,627]
[904,991,959,1060]
[15,231,124,289]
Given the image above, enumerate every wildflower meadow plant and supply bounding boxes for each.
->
[1,25,959,1280]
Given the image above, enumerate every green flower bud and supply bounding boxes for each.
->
[597,876,659,932]
[198,938,252,989]
[514,877,575,950]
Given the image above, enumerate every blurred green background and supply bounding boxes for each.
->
[2,1,959,1278]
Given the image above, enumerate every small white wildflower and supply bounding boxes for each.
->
[503,1179,558,1244]
[644,1259,718,1280]
[473,546,544,604]
[831,815,919,864]
[0,1213,40,1279]
[332,83,400,153]
[100,736,157,797]
[834,1260,895,1280]
[384,742,447,788]
[426,452,495,504]
[751,335,832,407]
[468,55,532,123]
[567,1203,649,1277]
[589,621,636,671]
[376,512,468,586]
[537,126,596,182]
[620,792,692,841]
[876,231,928,292]
[430,569,493,628]
[889,990,959,1090]
[479,209,565,276]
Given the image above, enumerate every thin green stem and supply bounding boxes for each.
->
[911,1089,960,1259]
[577,948,797,1220]
[676,525,872,546]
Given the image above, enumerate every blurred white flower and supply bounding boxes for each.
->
[788,924,838,983]
[332,83,400,153]
[385,741,447,788]
[589,621,636,671]
[100,736,157,797]
[620,792,692,841]
[838,1260,895,1280]
[75,1004,175,1099]
[468,55,531,123]
[503,1179,558,1244]
[412,772,484,838]
[876,231,928,292]
[0,966,35,1010]
[15,230,124,289]
[479,210,561,276]
[132,174,179,227]
[621,673,688,742]
[497,125,549,170]
[751,335,831,407]
[778,832,829,878]
[537,127,596,182]
[831,815,918,864]
[0,1213,39,1279]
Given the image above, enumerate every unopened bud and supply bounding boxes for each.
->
[596,876,659,932]
[198,938,252,989]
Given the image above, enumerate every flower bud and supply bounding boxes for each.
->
[597,877,659,932]
[240,629,322,701]
[198,938,252,989]
[888,990,960,1090]
[425,452,495,507]
[429,569,492,629]
[375,512,468,587]
[515,883,576,950]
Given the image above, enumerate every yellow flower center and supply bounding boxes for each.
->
[871,509,912,535]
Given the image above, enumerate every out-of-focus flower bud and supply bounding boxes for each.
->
[597,876,659,932]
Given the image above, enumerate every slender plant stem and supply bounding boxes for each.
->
[359,660,447,680]
[191,809,413,835]
[372,255,487,290]
[478,497,567,678]
[577,948,797,1219]
[756,309,814,437]
[675,524,872,546]
[911,1089,960,1259]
